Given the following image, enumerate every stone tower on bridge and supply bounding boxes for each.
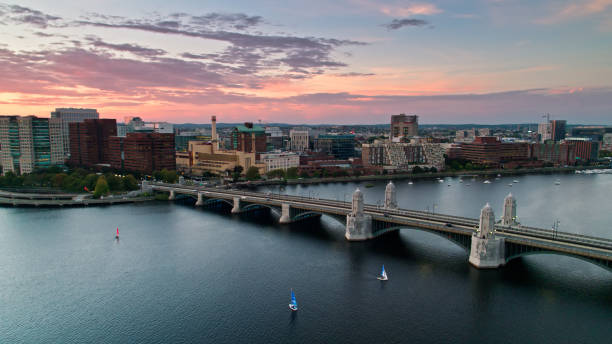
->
[346,188,372,240]
[384,181,397,210]
[501,193,517,226]
[469,203,506,268]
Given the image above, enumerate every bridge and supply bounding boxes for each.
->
[145,181,612,272]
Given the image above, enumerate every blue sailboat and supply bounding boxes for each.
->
[289,289,298,311]
[377,265,388,281]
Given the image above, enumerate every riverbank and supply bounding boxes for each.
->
[0,190,154,207]
[235,165,605,187]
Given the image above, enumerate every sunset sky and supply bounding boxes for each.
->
[1,0,611,124]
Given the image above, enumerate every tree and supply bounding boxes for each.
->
[93,176,110,198]
[123,174,139,191]
[160,169,178,183]
[286,167,299,179]
[267,169,286,179]
[300,171,310,178]
[245,166,260,180]
[412,166,423,174]
[105,173,122,191]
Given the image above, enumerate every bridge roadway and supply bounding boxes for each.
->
[150,183,612,269]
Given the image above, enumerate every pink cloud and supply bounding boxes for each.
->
[537,0,612,24]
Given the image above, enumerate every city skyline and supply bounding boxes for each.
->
[1,1,612,124]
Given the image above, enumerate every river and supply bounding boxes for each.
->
[1,172,611,343]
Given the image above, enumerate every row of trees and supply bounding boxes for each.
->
[0,167,140,197]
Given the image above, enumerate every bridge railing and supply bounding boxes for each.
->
[152,183,612,250]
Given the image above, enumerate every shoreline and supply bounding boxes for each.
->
[0,195,155,208]
[235,165,606,187]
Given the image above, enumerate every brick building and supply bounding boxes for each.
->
[458,136,528,166]
[231,123,267,154]
[109,133,175,173]
[68,119,117,167]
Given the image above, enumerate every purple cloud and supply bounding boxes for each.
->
[383,18,429,30]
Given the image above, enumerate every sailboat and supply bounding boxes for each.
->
[289,289,298,311]
[377,265,388,281]
[115,227,119,239]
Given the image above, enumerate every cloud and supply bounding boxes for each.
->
[335,72,376,77]
[0,4,61,28]
[86,37,167,57]
[537,0,612,24]
[383,18,429,30]
[379,2,442,17]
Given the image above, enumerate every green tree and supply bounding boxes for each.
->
[83,174,99,191]
[123,174,139,190]
[412,166,423,174]
[267,169,286,179]
[105,173,122,191]
[93,176,110,198]
[245,166,260,180]
[160,169,178,183]
[300,171,310,178]
[285,167,299,179]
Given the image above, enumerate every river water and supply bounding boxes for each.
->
[1,173,611,343]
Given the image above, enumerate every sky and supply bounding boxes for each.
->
[0,0,611,124]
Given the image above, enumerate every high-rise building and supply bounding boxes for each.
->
[231,122,267,153]
[109,133,175,173]
[550,120,567,142]
[290,128,309,152]
[391,114,418,141]
[314,134,356,159]
[50,108,99,157]
[68,119,117,167]
[538,122,552,143]
[0,116,63,174]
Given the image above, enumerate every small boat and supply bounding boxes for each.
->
[115,227,119,239]
[408,181,413,185]
[289,289,298,311]
[513,180,519,183]
[497,174,502,177]
[483,180,492,184]
[554,179,561,185]
[508,184,513,187]
[377,265,388,281]
[438,179,444,183]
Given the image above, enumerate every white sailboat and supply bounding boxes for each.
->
[377,265,388,281]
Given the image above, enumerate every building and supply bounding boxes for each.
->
[564,137,599,162]
[290,128,309,152]
[175,134,210,151]
[117,123,128,137]
[550,120,567,142]
[109,133,175,173]
[538,122,552,143]
[361,141,445,171]
[265,126,286,151]
[458,136,528,166]
[391,114,418,141]
[314,134,355,159]
[179,141,264,176]
[571,126,612,142]
[0,116,64,174]
[259,152,299,173]
[231,122,267,153]
[50,108,99,157]
[528,142,576,166]
[68,119,117,167]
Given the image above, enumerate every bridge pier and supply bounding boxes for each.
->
[195,192,204,206]
[501,193,517,226]
[384,181,397,210]
[141,180,153,193]
[231,197,242,213]
[279,203,291,224]
[168,190,176,201]
[346,188,372,240]
[469,203,506,269]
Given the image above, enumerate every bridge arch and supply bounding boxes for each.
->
[505,249,612,272]
[372,224,472,251]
